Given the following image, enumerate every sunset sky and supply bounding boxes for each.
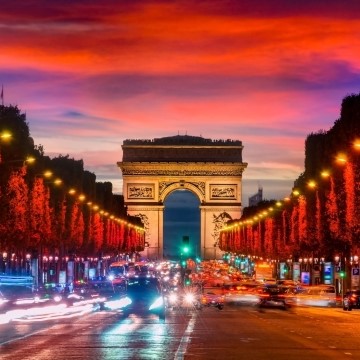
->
[1,0,360,205]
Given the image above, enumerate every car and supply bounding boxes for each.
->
[222,282,260,305]
[255,284,289,309]
[120,276,166,320]
[200,288,225,310]
[292,285,336,307]
[276,280,299,286]
[343,290,360,311]
[0,285,38,311]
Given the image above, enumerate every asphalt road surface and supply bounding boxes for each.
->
[1,304,360,360]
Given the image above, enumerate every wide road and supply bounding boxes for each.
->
[1,304,360,360]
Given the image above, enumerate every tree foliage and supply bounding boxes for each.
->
[0,104,145,259]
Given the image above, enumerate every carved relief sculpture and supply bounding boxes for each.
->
[210,185,237,199]
[128,184,154,199]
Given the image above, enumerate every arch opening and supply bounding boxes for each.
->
[163,189,200,261]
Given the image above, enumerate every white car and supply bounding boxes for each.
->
[292,285,336,307]
[223,283,261,305]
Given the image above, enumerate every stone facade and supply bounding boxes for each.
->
[117,135,247,260]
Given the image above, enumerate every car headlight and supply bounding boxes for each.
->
[0,298,9,306]
[106,296,132,310]
[184,293,195,303]
[149,296,164,310]
[168,293,178,303]
[54,295,63,302]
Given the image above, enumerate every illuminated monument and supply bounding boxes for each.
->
[117,135,247,260]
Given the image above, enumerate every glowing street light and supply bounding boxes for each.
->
[336,153,347,164]
[0,131,12,163]
[24,156,36,165]
[321,170,330,178]
[43,170,53,178]
[307,180,317,189]
[53,178,62,185]
[354,139,360,151]
[0,131,12,141]
[292,189,300,196]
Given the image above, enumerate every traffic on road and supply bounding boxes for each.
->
[1,259,360,359]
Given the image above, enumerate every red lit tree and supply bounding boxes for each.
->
[28,176,52,254]
[4,167,29,252]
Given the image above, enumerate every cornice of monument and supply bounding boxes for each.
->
[118,161,247,176]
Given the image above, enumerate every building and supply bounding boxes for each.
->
[248,186,263,207]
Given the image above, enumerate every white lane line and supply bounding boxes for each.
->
[174,312,197,359]
[0,327,50,347]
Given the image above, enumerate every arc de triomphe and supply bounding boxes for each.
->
[117,135,247,260]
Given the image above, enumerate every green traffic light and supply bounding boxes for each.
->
[340,271,345,278]
[183,246,189,253]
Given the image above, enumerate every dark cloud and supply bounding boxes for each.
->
[1,0,359,21]
[86,62,360,100]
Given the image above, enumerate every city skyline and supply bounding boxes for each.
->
[1,1,360,205]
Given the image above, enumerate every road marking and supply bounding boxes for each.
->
[174,312,197,359]
[0,327,50,347]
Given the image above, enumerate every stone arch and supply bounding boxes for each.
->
[159,181,204,204]
[117,135,247,260]
[163,189,201,259]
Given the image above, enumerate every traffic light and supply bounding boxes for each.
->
[182,236,190,254]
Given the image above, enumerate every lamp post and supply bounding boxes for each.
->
[334,254,343,302]
[42,256,48,284]
[2,252,7,274]
[0,131,12,164]
[25,253,31,275]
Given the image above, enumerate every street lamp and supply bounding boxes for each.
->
[2,252,7,273]
[0,131,11,141]
[353,139,360,151]
[0,131,12,163]
[26,253,31,275]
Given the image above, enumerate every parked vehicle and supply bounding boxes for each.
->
[343,290,360,311]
